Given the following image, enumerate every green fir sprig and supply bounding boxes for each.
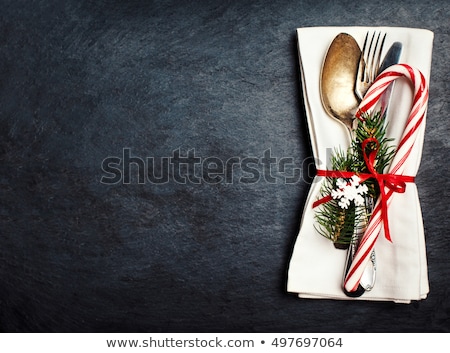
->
[314,110,396,247]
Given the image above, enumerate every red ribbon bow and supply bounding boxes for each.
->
[313,138,415,242]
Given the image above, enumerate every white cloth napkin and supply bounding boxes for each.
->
[287,26,434,303]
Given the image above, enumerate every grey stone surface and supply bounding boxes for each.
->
[0,0,448,332]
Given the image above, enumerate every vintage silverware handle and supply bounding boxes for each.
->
[343,197,375,297]
[359,197,376,291]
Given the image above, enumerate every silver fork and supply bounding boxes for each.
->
[343,31,386,296]
[355,31,386,100]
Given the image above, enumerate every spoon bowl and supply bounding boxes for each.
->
[320,33,361,133]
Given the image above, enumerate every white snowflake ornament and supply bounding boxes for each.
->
[331,175,368,209]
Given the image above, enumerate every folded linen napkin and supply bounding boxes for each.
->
[287,27,433,303]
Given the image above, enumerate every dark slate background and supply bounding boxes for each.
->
[1,0,449,332]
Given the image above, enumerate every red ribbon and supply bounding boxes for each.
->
[312,138,415,242]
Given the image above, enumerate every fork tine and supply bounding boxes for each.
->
[366,32,375,83]
[360,31,369,83]
[375,33,387,76]
[367,32,378,83]
[370,32,386,81]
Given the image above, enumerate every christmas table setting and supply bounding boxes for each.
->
[287,26,433,303]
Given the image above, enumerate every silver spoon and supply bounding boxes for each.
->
[320,33,374,297]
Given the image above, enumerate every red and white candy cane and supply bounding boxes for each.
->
[344,63,429,293]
